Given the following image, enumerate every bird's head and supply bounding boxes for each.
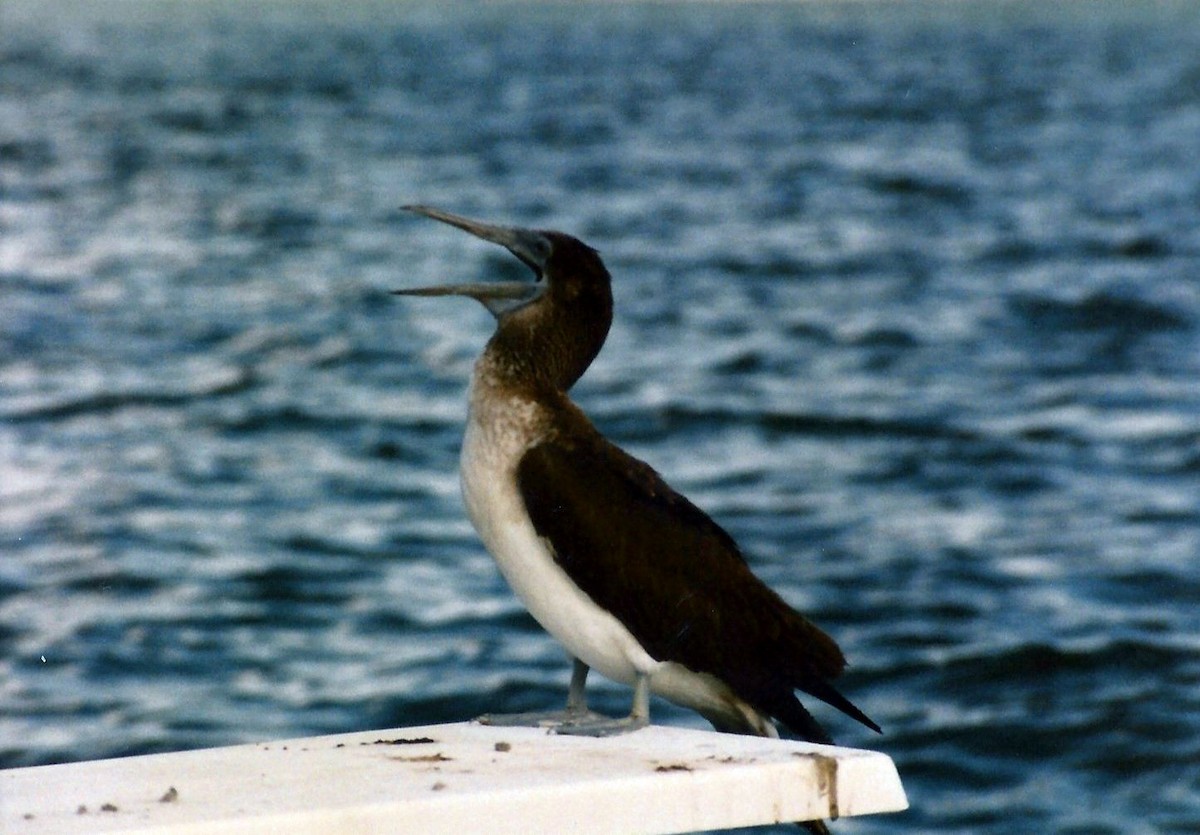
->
[395,205,613,390]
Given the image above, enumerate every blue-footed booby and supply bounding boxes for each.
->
[394,206,880,757]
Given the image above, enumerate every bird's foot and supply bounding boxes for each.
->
[553,671,651,736]
[478,665,650,736]
[475,706,608,731]
[552,712,649,737]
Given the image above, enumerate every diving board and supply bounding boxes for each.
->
[1,722,907,834]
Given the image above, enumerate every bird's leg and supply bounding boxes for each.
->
[565,657,591,714]
[555,672,651,737]
[476,658,607,729]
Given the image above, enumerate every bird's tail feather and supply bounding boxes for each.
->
[796,675,881,735]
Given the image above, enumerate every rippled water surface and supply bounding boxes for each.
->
[3,1,1200,832]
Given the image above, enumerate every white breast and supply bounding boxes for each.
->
[459,389,659,686]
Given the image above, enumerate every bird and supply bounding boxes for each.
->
[395,206,880,832]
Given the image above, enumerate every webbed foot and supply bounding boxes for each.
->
[475,706,609,730]
[553,712,649,737]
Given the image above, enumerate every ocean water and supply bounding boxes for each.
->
[3,1,1200,832]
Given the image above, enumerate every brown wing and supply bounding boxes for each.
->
[516,434,879,738]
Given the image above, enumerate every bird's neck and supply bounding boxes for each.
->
[478,304,608,396]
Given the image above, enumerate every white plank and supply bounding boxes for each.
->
[1,722,906,834]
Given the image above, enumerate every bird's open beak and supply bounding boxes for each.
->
[393,205,550,317]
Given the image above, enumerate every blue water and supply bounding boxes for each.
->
[3,1,1200,831]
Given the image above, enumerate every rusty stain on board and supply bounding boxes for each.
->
[812,753,840,820]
